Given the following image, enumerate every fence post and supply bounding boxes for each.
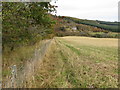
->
[11,65,17,88]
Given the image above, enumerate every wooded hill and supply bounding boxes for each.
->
[54,16,118,38]
[60,16,118,32]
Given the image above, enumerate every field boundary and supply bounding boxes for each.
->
[3,39,53,88]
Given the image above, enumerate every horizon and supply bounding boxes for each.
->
[55,15,119,22]
[51,0,119,22]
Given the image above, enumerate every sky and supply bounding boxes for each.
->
[51,0,119,22]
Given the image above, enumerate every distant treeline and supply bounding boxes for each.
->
[54,16,118,38]
[61,16,118,32]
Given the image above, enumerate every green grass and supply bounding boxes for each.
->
[64,44,80,55]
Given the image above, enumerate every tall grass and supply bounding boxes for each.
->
[2,41,41,86]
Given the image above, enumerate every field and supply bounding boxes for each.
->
[2,2,118,89]
[3,36,118,88]
[29,36,118,88]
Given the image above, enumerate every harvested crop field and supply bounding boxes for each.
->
[31,36,118,88]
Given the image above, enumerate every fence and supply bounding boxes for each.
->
[3,39,53,88]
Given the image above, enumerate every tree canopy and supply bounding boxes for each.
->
[2,2,57,50]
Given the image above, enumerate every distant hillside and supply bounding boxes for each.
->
[53,16,118,38]
[59,16,118,32]
[64,16,118,32]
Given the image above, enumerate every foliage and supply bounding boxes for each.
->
[54,16,118,38]
[2,2,56,51]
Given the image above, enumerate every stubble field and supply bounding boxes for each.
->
[31,36,118,88]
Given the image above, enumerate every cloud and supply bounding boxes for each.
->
[51,0,119,21]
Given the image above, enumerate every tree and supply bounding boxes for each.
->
[2,2,57,51]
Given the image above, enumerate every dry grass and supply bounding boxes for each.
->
[2,40,46,87]
[31,36,118,88]
[61,36,118,47]
[56,36,118,88]
[3,36,118,88]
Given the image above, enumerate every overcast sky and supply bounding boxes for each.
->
[51,0,119,22]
